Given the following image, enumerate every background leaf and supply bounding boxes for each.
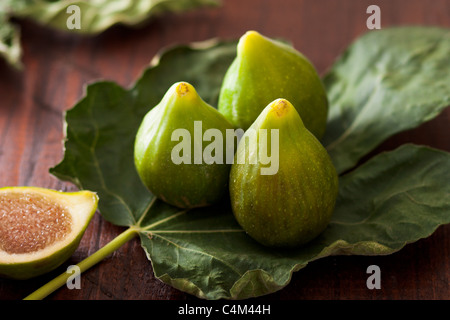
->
[0,1,24,68]
[323,26,450,174]
[50,28,450,299]
[11,0,221,34]
[0,0,221,67]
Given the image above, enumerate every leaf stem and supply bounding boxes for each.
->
[23,227,139,300]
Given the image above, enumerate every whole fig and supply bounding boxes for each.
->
[218,31,328,139]
[230,98,338,247]
[134,82,234,208]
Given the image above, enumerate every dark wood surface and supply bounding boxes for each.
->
[0,0,449,300]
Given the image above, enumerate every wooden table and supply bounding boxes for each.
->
[0,0,449,300]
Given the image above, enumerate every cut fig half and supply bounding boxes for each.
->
[0,186,98,279]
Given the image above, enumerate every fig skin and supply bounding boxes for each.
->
[218,30,328,139]
[134,82,235,209]
[229,99,338,247]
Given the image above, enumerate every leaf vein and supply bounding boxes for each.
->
[150,233,243,277]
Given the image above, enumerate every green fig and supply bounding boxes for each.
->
[218,30,328,139]
[230,99,338,247]
[134,82,235,208]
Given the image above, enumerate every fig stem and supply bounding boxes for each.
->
[23,227,139,300]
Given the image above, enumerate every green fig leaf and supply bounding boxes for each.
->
[0,1,23,68]
[323,26,450,174]
[9,0,221,34]
[0,0,220,67]
[51,29,450,299]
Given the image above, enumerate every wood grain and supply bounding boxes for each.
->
[0,0,449,300]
